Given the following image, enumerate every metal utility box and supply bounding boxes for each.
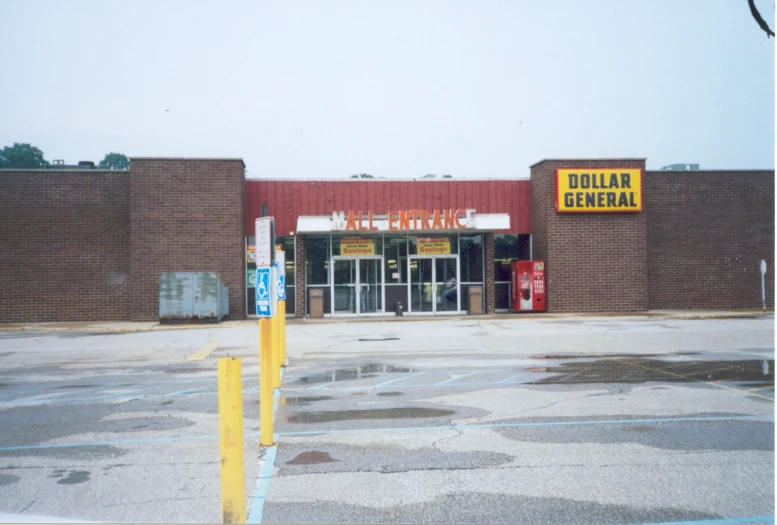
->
[510,261,546,312]
[159,272,230,323]
[468,285,483,315]
[309,288,324,318]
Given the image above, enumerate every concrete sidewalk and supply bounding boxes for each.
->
[0,309,770,334]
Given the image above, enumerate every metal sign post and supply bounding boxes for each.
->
[760,259,767,312]
[255,217,276,447]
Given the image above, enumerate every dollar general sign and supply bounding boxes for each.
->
[556,168,642,212]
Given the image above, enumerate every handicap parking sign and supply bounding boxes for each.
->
[274,251,286,301]
[256,267,275,317]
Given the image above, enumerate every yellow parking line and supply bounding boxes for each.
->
[186,339,221,361]
[746,385,775,392]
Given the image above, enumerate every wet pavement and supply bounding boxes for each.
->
[265,315,775,525]
[0,315,773,524]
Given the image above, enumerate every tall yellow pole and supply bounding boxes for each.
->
[259,318,274,446]
[279,300,286,367]
[218,357,246,524]
[271,309,281,389]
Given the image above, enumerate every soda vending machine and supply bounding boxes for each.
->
[511,260,546,312]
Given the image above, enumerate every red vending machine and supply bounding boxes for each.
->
[511,261,546,312]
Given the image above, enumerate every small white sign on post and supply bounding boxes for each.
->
[254,217,275,268]
[760,259,767,312]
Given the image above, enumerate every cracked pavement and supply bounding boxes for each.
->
[0,315,773,523]
[265,315,774,524]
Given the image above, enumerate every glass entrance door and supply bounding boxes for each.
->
[359,258,382,313]
[409,258,433,313]
[333,259,356,313]
[332,258,384,315]
[435,257,458,312]
[409,256,459,314]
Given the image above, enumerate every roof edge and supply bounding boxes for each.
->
[529,158,647,169]
[0,169,128,173]
[130,157,245,167]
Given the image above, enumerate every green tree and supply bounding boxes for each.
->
[350,173,374,178]
[0,143,49,169]
[98,152,129,170]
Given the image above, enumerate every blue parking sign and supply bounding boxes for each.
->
[255,267,275,317]
[274,252,286,301]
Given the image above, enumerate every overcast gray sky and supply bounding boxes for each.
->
[1,1,774,179]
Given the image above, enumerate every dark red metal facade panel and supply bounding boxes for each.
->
[245,179,532,236]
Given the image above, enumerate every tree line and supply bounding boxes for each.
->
[0,143,129,170]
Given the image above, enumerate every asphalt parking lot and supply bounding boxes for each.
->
[0,313,774,524]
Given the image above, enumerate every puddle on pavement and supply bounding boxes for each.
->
[287,407,455,423]
[284,396,333,405]
[0,474,20,486]
[287,451,338,465]
[162,367,207,374]
[531,352,700,360]
[54,470,91,485]
[378,391,403,397]
[291,364,413,385]
[527,357,774,386]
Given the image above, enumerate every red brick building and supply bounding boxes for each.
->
[0,157,772,322]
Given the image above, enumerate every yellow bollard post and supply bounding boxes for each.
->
[218,357,246,524]
[271,309,281,389]
[279,300,286,367]
[259,318,274,447]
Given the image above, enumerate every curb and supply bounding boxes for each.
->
[0,311,771,333]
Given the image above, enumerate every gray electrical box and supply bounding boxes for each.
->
[159,272,229,323]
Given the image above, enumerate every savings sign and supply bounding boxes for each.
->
[556,168,642,213]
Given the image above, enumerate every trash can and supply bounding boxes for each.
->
[395,301,404,316]
[468,285,483,315]
[310,288,324,318]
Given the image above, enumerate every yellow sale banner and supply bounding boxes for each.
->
[417,238,451,255]
[340,238,375,256]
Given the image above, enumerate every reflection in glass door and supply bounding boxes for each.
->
[333,259,356,313]
[359,259,382,313]
[332,257,384,315]
[435,257,458,312]
[409,256,459,314]
[410,258,433,312]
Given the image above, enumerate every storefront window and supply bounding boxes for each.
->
[459,234,483,283]
[305,236,330,285]
[384,235,407,284]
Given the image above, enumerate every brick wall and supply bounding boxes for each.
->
[484,232,496,313]
[129,159,246,321]
[531,159,648,313]
[0,170,130,322]
[645,170,774,309]
[295,235,306,316]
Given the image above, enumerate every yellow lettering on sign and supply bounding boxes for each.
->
[417,237,451,255]
[340,238,376,256]
[556,168,642,212]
